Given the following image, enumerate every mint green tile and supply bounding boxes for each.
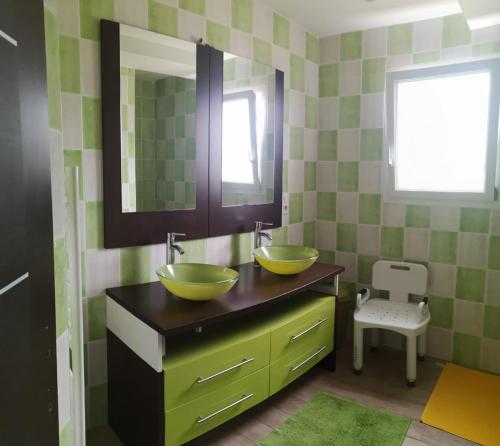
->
[306,32,319,63]
[223,58,236,81]
[85,201,103,249]
[149,0,178,37]
[453,332,480,369]
[413,51,440,64]
[59,421,73,446]
[319,64,339,97]
[338,161,358,192]
[459,207,490,233]
[272,226,288,245]
[229,233,253,265]
[181,239,207,263]
[304,161,316,192]
[64,150,84,199]
[442,14,471,48]
[360,129,383,161]
[289,192,303,224]
[44,8,62,130]
[340,31,362,61]
[472,41,500,56]
[388,23,412,55]
[489,236,500,271]
[120,246,151,286]
[317,192,336,221]
[273,13,289,49]
[359,194,381,225]
[179,0,205,16]
[253,37,272,66]
[54,238,68,338]
[318,130,337,160]
[290,126,304,160]
[405,205,431,228]
[362,58,385,94]
[303,222,315,248]
[82,97,102,149]
[358,255,377,283]
[89,383,108,428]
[456,267,485,302]
[319,250,336,264]
[175,116,185,137]
[206,20,230,51]
[484,305,500,340]
[290,54,305,92]
[305,96,318,129]
[337,223,357,252]
[59,36,80,93]
[340,96,360,129]
[428,296,453,329]
[232,0,252,33]
[430,230,457,264]
[87,295,106,341]
[381,227,404,259]
[80,0,114,40]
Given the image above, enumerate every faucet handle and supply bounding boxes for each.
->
[172,232,186,237]
[255,221,273,229]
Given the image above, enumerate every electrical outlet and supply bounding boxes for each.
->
[282,194,289,215]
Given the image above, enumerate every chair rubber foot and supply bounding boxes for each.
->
[370,347,379,352]
[353,368,362,375]
[407,380,416,387]
[417,355,425,362]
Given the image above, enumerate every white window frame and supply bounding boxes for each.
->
[384,58,500,206]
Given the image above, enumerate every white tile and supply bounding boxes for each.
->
[358,161,381,193]
[206,0,231,26]
[458,232,488,268]
[340,61,361,96]
[402,437,428,446]
[337,129,359,161]
[386,54,412,69]
[430,206,459,231]
[150,243,167,280]
[454,300,483,337]
[320,35,339,64]
[317,161,337,192]
[481,338,500,374]
[360,93,384,129]
[288,160,305,193]
[289,90,305,127]
[319,97,339,130]
[363,27,387,58]
[428,263,456,298]
[486,271,500,306]
[288,223,304,245]
[282,123,290,159]
[358,225,380,256]
[230,29,252,59]
[178,9,206,43]
[441,45,472,60]
[61,93,83,149]
[56,331,71,432]
[252,0,273,42]
[85,248,120,297]
[382,202,405,226]
[472,24,500,44]
[427,326,452,361]
[335,252,357,282]
[83,150,103,202]
[413,17,442,52]
[80,39,100,97]
[336,192,358,224]
[57,0,80,37]
[115,0,148,29]
[404,228,430,261]
[303,191,316,222]
[87,340,108,386]
[316,220,336,251]
[289,22,305,58]
[272,44,289,73]
[49,129,66,240]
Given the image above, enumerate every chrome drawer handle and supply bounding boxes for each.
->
[290,346,327,373]
[197,393,254,424]
[290,319,327,341]
[196,358,255,384]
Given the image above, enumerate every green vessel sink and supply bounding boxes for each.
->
[156,263,239,301]
[253,245,319,275]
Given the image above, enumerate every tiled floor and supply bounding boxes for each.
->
[87,346,477,445]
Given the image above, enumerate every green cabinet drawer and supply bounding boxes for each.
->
[165,366,269,446]
[163,325,270,410]
[270,336,333,395]
[270,294,334,362]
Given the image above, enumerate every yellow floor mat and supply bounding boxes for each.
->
[421,363,500,446]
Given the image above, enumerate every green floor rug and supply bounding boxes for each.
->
[259,393,411,446]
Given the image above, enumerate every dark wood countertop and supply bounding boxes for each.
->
[106,262,344,337]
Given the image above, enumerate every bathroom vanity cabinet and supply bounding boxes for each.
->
[105,262,344,446]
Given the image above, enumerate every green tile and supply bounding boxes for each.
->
[272,226,288,245]
[459,207,490,233]
[317,192,336,221]
[174,160,185,181]
[253,37,272,66]
[179,0,205,16]
[54,238,68,338]
[413,51,440,64]
[489,236,500,270]
[319,250,335,264]
[207,20,230,51]
[484,305,500,340]
[289,127,304,160]
[337,223,357,252]
[82,97,102,149]
[318,130,337,160]
[44,8,62,130]
[89,383,108,428]
[305,32,319,63]
[181,239,207,263]
[340,31,362,61]
[388,23,412,55]
[456,267,485,302]
[358,255,378,283]
[319,64,339,97]
[453,332,480,369]
[290,54,305,92]
[80,0,114,40]
[381,227,404,259]
[85,201,103,249]
[229,232,253,265]
[359,194,381,225]
[472,41,500,56]
[339,96,360,129]
[304,161,316,192]
[273,13,289,49]
[405,205,431,228]
[289,192,303,224]
[360,129,383,161]
[303,222,315,248]
[64,150,84,199]
[430,230,457,264]
[338,161,358,192]
[305,96,318,129]
[149,0,178,37]
[59,421,73,446]
[120,246,151,286]
[362,58,385,94]
[232,0,252,33]
[175,116,185,137]
[283,160,288,193]
[428,296,454,329]
[442,14,471,48]
[87,295,106,341]
[59,36,80,93]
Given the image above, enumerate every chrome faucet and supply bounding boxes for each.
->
[254,221,273,250]
[167,232,185,264]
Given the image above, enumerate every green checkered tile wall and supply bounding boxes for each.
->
[317,14,500,374]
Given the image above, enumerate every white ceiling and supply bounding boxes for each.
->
[262,0,462,37]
